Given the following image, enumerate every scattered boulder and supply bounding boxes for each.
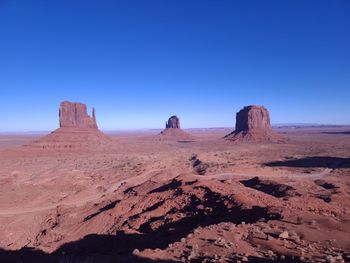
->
[314,179,340,203]
[224,105,288,143]
[190,154,208,175]
[279,231,289,239]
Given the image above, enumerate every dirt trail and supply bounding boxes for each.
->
[0,170,159,216]
[210,167,333,181]
[0,167,333,216]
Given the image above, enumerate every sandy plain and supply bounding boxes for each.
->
[0,127,349,262]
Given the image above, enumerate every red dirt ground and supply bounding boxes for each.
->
[0,126,349,262]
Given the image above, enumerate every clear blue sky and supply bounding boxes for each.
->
[0,1,349,131]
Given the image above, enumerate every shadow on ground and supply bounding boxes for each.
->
[321,131,350,135]
[240,177,300,198]
[0,233,177,263]
[0,184,282,262]
[265,156,350,169]
[0,243,306,263]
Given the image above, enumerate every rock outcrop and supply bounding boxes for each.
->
[235,106,270,132]
[165,116,180,129]
[26,101,115,151]
[224,105,287,143]
[157,115,194,141]
[59,101,97,129]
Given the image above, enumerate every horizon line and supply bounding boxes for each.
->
[1,123,350,134]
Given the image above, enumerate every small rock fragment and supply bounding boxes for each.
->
[279,231,289,239]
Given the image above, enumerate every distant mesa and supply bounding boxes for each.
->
[224,105,288,143]
[165,115,180,129]
[25,101,115,150]
[59,101,97,129]
[235,105,270,132]
[157,115,194,141]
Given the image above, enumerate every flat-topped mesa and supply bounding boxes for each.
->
[59,101,97,129]
[225,105,287,143]
[166,115,180,129]
[235,105,271,132]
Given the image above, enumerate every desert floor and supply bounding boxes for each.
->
[0,127,349,262]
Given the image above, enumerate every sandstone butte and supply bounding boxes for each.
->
[25,101,114,150]
[158,115,194,141]
[59,101,98,129]
[224,105,288,143]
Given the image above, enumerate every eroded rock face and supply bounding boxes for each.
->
[224,105,287,143]
[235,106,270,132]
[59,101,97,129]
[157,115,194,141]
[166,116,180,129]
[25,101,116,150]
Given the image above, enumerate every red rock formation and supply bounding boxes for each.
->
[26,101,116,151]
[166,116,180,129]
[224,105,287,143]
[27,127,114,150]
[235,106,270,132]
[158,115,194,141]
[59,101,97,129]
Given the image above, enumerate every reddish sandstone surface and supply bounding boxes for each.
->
[225,105,287,143]
[26,128,114,150]
[59,101,98,129]
[25,101,115,151]
[0,125,350,262]
[158,116,195,141]
[165,115,181,129]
